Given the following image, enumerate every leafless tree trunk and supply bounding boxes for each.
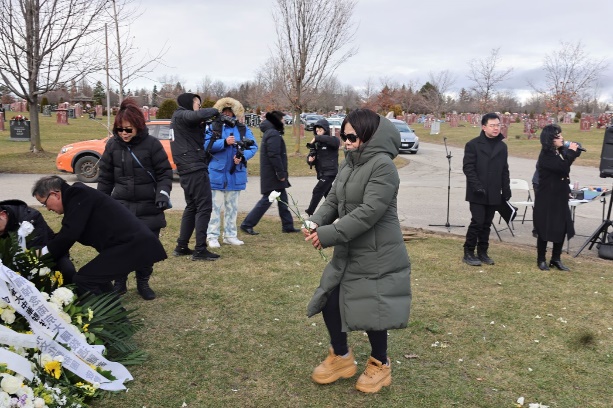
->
[0,0,107,152]
[108,0,168,105]
[530,41,607,120]
[467,47,513,113]
[272,0,357,154]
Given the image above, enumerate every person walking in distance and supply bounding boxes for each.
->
[305,118,339,216]
[170,93,220,261]
[240,111,298,235]
[462,113,511,266]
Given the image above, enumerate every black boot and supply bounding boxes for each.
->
[549,259,570,271]
[463,248,482,266]
[537,260,549,271]
[477,248,495,265]
[136,277,156,300]
[113,278,128,296]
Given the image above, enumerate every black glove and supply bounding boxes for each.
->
[156,200,169,210]
[474,188,486,196]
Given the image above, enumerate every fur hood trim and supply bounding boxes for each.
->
[213,97,245,118]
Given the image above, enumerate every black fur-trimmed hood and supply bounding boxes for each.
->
[261,111,285,133]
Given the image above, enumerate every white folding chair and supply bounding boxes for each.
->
[508,178,534,226]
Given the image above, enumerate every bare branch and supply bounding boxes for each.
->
[467,47,513,112]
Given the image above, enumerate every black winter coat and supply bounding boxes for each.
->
[0,199,54,249]
[463,132,511,205]
[259,118,291,194]
[97,129,173,231]
[170,107,219,176]
[307,119,340,178]
[533,148,579,242]
[46,182,167,273]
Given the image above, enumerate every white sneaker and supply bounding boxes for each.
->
[223,237,244,246]
[208,239,220,248]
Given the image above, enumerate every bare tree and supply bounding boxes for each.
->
[467,47,513,113]
[0,0,108,152]
[272,0,358,153]
[531,41,607,120]
[419,70,456,117]
[107,0,168,104]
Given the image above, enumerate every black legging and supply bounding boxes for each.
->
[322,286,388,363]
[537,238,563,262]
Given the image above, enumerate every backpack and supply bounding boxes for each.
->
[597,231,613,260]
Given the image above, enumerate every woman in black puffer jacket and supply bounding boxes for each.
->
[97,99,173,299]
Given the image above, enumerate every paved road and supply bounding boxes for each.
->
[1,141,610,257]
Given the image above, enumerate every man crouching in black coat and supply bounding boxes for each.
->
[32,175,167,296]
[0,199,76,283]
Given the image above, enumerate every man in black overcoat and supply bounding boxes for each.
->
[462,113,511,266]
[31,176,167,295]
[240,110,298,235]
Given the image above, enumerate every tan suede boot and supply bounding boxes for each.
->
[311,347,357,384]
[355,356,392,393]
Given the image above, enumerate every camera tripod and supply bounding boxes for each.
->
[573,184,613,257]
[429,137,465,231]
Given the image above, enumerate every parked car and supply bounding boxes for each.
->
[389,118,419,154]
[283,114,293,125]
[325,117,343,136]
[303,114,325,131]
[55,119,175,183]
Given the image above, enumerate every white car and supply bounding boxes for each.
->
[390,118,419,154]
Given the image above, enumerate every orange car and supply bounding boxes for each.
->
[56,120,176,183]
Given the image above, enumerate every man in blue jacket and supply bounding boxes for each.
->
[204,97,258,247]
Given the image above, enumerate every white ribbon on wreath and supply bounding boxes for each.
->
[0,261,133,391]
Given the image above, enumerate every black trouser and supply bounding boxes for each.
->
[241,189,295,231]
[464,202,497,252]
[306,175,335,215]
[177,170,213,252]
[322,286,388,363]
[537,238,563,263]
[116,228,160,283]
[55,254,77,285]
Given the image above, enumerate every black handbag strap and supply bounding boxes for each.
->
[127,146,156,184]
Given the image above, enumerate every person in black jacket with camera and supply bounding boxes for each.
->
[305,118,339,216]
[462,113,511,266]
[97,99,173,299]
[170,93,220,261]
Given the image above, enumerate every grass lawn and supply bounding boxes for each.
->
[38,211,613,408]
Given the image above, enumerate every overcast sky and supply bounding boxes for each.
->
[117,0,613,103]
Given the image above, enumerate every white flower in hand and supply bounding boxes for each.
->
[268,191,282,202]
[303,220,317,231]
[18,221,35,237]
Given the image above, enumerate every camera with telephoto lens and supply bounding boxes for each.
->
[220,114,238,127]
[306,142,319,159]
[234,138,255,161]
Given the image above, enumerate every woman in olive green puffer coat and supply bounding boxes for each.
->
[305,109,411,393]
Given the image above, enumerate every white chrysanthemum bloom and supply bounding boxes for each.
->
[0,391,11,406]
[40,292,50,301]
[303,220,317,230]
[15,383,34,400]
[0,373,23,394]
[268,191,281,202]
[47,302,60,313]
[57,310,72,324]
[39,353,53,366]
[34,397,47,408]
[50,287,74,307]
[18,221,35,237]
[38,267,51,276]
[0,309,15,324]
[0,300,8,308]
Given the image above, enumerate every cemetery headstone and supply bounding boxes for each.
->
[9,117,30,141]
[430,121,441,135]
[56,109,69,125]
[42,105,51,117]
[580,117,591,131]
[0,112,4,131]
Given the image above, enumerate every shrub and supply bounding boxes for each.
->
[201,98,215,108]
[157,99,178,119]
